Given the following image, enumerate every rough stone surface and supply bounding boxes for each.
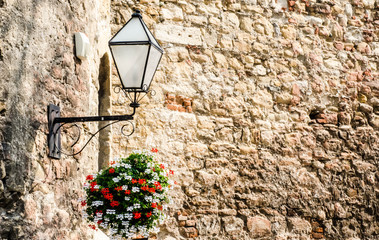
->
[0,0,378,239]
[0,0,110,239]
[111,1,378,239]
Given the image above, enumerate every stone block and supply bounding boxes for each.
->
[288,217,311,234]
[222,216,244,235]
[155,24,202,45]
[160,5,184,21]
[247,216,271,238]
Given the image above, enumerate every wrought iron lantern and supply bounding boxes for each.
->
[109,10,163,93]
[47,10,163,159]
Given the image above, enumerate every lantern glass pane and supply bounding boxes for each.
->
[110,44,149,88]
[141,21,161,48]
[143,46,162,89]
[110,17,148,43]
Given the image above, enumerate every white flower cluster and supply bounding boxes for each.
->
[91,201,104,207]
[125,196,130,201]
[133,203,140,209]
[119,173,132,180]
[124,213,133,220]
[122,185,128,190]
[144,196,153,202]
[112,177,120,183]
[106,209,116,214]
[132,187,139,193]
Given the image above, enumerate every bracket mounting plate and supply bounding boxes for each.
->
[47,104,61,159]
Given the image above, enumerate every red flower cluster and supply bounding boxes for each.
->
[101,188,109,195]
[89,224,97,230]
[110,201,119,207]
[149,187,156,193]
[81,200,86,206]
[151,148,158,153]
[158,205,163,211]
[124,190,131,195]
[101,188,113,200]
[154,181,162,190]
[151,203,157,208]
[160,164,165,169]
[86,175,94,180]
[141,186,149,191]
[138,179,146,185]
[90,181,97,192]
[104,193,113,200]
[109,168,115,174]
[146,212,152,218]
[132,179,138,184]
[114,186,123,191]
[133,212,141,219]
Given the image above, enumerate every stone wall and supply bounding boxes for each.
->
[0,0,110,239]
[0,0,378,239]
[111,1,378,240]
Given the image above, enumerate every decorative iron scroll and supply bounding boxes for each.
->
[48,88,155,159]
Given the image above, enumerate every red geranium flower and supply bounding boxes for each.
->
[158,205,163,211]
[110,201,119,207]
[89,224,96,230]
[86,175,94,180]
[104,193,113,200]
[90,181,97,188]
[124,190,131,195]
[146,212,152,218]
[109,168,115,174]
[156,185,162,190]
[101,188,109,194]
[141,186,148,191]
[169,170,174,175]
[115,186,123,191]
[151,148,158,153]
[81,200,86,206]
[138,179,146,185]
[132,179,138,184]
[149,188,156,193]
[90,187,97,192]
[160,164,165,169]
[151,203,157,208]
[133,212,141,219]
[97,220,103,225]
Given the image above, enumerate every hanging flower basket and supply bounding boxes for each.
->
[82,149,174,239]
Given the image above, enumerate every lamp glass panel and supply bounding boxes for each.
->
[111,45,149,89]
[110,17,148,43]
[141,21,161,48]
[143,46,163,89]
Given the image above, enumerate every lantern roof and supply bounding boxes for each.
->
[109,10,163,53]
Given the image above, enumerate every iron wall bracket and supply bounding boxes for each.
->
[47,104,135,159]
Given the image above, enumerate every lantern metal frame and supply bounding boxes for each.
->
[47,10,162,159]
[108,10,164,92]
